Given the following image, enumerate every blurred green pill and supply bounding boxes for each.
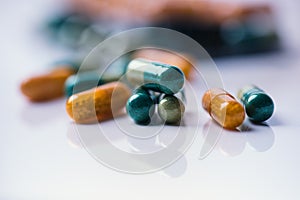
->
[65,55,130,97]
[126,87,155,125]
[238,85,274,123]
[126,58,185,95]
[158,94,185,124]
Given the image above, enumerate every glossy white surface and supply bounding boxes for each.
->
[1,0,300,199]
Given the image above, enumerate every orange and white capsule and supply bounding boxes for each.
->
[202,88,245,129]
[66,82,131,124]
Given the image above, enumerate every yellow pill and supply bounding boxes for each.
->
[66,82,131,124]
[202,88,245,129]
[133,48,194,80]
[20,66,75,102]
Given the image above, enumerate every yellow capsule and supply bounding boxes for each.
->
[133,48,194,80]
[20,66,75,102]
[66,82,131,124]
[202,88,245,129]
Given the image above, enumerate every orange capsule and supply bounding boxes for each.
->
[66,82,131,124]
[202,88,245,129]
[133,48,194,80]
[20,66,75,102]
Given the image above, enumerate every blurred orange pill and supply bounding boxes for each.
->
[66,82,131,124]
[202,88,245,129]
[20,66,75,102]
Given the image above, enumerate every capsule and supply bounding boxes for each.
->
[66,82,131,124]
[133,49,194,80]
[126,87,155,125]
[158,93,185,124]
[65,55,130,97]
[20,67,75,102]
[238,85,274,123]
[126,58,185,94]
[202,88,245,129]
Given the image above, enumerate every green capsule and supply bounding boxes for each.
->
[64,55,130,97]
[126,88,155,125]
[126,58,185,95]
[158,94,185,124]
[238,85,274,123]
[64,72,103,97]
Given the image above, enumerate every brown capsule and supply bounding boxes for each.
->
[133,48,194,80]
[202,88,245,129]
[20,67,75,102]
[66,82,131,124]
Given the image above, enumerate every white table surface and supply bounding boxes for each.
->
[1,0,300,199]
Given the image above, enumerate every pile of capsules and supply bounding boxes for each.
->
[20,49,274,129]
[125,59,186,125]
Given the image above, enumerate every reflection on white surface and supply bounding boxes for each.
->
[200,119,275,157]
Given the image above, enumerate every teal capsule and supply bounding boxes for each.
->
[158,94,185,124]
[238,85,274,123]
[126,88,155,125]
[64,72,103,97]
[64,55,130,97]
[126,58,185,95]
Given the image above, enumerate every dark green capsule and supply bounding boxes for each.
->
[126,88,155,125]
[238,85,274,123]
[126,59,185,95]
[64,55,130,97]
[158,94,185,124]
[64,72,103,97]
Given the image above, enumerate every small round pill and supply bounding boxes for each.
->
[238,85,274,123]
[66,82,131,124]
[126,88,155,125]
[202,88,245,129]
[158,94,185,124]
[126,58,185,95]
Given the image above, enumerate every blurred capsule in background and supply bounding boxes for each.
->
[126,58,185,95]
[20,66,75,102]
[133,48,194,80]
[238,85,274,123]
[65,54,130,97]
[45,13,109,49]
[126,87,155,125]
[202,88,245,130]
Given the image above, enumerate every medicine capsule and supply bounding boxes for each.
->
[158,94,185,124]
[126,88,155,125]
[126,58,185,95]
[133,49,194,80]
[65,72,107,97]
[20,66,75,102]
[238,85,274,123]
[66,82,131,124]
[202,88,245,129]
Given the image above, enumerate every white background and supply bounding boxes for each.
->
[1,0,300,199]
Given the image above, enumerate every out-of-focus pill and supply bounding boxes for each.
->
[66,82,131,124]
[158,94,185,124]
[126,87,155,125]
[20,67,75,102]
[126,58,185,94]
[238,85,274,123]
[133,49,194,80]
[202,88,245,129]
[65,72,103,97]
[65,55,130,97]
